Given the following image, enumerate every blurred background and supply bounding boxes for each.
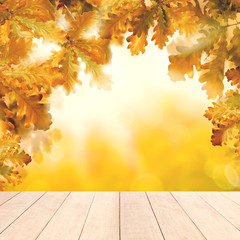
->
[7,38,240,191]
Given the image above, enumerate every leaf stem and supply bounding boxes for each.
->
[223,22,240,28]
[64,4,76,21]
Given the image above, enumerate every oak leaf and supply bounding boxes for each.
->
[0,123,31,191]
[127,32,148,55]
[168,45,202,81]
[226,67,240,88]
[59,47,81,94]
[73,46,112,90]
[14,16,66,43]
[2,61,64,93]
[74,38,111,64]
[168,28,223,89]
[1,79,52,130]
[100,1,140,39]
[199,36,227,99]
[16,0,55,22]
[170,1,199,36]
[152,6,174,50]
[205,90,240,156]
[0,20,10,46]
[0,37,32,65]
[229,27,240,66]
[68,11,96,40]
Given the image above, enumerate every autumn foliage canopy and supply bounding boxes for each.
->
[1,0,240,190]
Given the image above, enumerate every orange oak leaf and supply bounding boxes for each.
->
[127,32,148,55]
[68,11,96,40]
[226,67,240,88]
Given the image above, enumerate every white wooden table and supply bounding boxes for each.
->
[0,192,239,239]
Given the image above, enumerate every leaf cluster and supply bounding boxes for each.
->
[1,0,240,189]
[0,0,111,190]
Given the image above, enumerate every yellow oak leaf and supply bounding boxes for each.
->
[68,11,96,40]
[85,0,102,7]
[0,98,14,131]
[15,92,52,130]
[170,3,199,36]
[100,2,139,39]
[127,32,148,55]
[205,90,240,157]
[0,81,10,97]
[73,46,112,90]
[87,62,111,90]
[168,45,202,81]
[0,20,10,46]
[74,38,111,64]
[110,35,124,46]
[0,5,10,25]
[0,123,31,191]
[26,128,62,163]
[1,0,61,44]
[14,16,66,43]
[229,27,240,66]
[16,0,55,22]
[0,37,32,65]
[151,6,175,50]
[152,23,174,50]
[1,79,52,130]
[60,47,81,94]
[2,61,64,93]
[10,17,33,39]
[126,3,155,56]
[168,28,221,82]
[131,5,154,37]
[199,36,227,99]
[3,0,19,11]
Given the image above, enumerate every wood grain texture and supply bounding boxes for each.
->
[147,192,205,240]
[0,192,45,234]
[121,192,164,240]
[0,192,239,240]
[79,192,119,240]
[221,192,240,205]
[172,192,240,240]
[0,192,19,206]
[0,192,69,240]
[199,192,240,230]
[37,192,94,240]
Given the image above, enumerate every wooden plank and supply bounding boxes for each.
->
[221,192,240,205]
[0,192,45,234]
[120,192,164,240]
[172,192,240,240]
[0,192,69,240]
[0,192,19,206]
[79,192,119,240]
[147,192,205,240]
[199,192,240,230]
[37,192,94,240]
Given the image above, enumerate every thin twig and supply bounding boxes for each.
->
[64,4,76,21]
[222,22,240,28]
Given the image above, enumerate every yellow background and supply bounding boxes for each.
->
[7,38,240,191]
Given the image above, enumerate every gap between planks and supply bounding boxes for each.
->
[0,192,239,240]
